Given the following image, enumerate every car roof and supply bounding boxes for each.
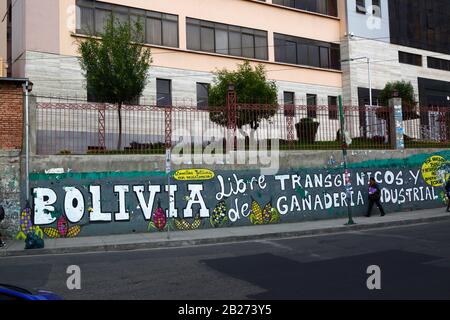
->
[0,284,33,295]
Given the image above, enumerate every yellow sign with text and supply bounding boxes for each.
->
[422,156,449,187]
[174,169,215,181]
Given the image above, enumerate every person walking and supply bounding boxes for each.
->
[445,177,450,213]
[366,177,386,217]
[0,205,5,248]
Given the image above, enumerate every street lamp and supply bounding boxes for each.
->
[341,57,372,107]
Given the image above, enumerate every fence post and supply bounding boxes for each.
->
[98,104,106,150]
[227,84,237,150]
[165,105,172,240]
[285,104,295,146]
[388,97,404,149]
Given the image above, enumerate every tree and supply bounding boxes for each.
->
[78,14,152,150]
[378,80,419,120]
[208,61,278,132]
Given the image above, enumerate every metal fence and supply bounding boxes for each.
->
[35,101,450,155]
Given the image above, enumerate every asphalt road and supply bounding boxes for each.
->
[1,221,450,300]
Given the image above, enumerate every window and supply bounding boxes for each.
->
[356,0,366,14]
[371,0,381,17]
[200,27,215,52]
[328,96,338,120]
[157,79,172,107]
[389,0,450,56]
[307,94,317,118]
[398,51,423,66]
[428,57,450,72]
[284,91,295,117]
[186,18,268,60]
[274,33,340,70]
[76,0,179,48]
[197,83,210,109]
[272,0,338,17]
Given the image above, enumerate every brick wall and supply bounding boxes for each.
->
[0,82,23,150]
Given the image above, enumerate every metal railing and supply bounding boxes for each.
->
[35,100,450,155]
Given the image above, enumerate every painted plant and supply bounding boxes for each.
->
[43,215,81,238]
[16,207,44,240]
[174,214,203,231]
[148,199,167,232]
[249,199,281,225]
[210,201,228,228]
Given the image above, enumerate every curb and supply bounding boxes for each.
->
[2,214,450,257]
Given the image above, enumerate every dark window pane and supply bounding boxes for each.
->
[197,83,209,109]
[284,91,295,117]
[162,20,178,47]
[187,23,201,50]
[330,46,341,70]
[399,51,422,66]
[242,33,255,58]
[356,0,366,13]
[297,43,309,65]
[320,46,330,68]
[229,31,242,57]
[372,0,381,17]
[308,45,320,67]
[428,56,450,71]
[201,27,215,52]
[95,9,112,35]
[285,41,297,64]
[328,96,338,120]
[78,6,94,34]
[147,17,162,45]
[273,0,337,16]
[255,36,268,60]
[157,79,172,107]
[215,29,229,55]
[307,94,317,118]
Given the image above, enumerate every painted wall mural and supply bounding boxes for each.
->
[25,151,450,238]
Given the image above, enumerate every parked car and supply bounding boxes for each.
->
[0,284,63,300]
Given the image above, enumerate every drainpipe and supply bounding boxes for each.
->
[22,81,32,203]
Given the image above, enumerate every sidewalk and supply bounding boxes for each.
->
[1,208,450,257]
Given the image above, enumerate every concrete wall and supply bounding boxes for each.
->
[13,148,447,238]
[25,51,342,105]
[0,0,7,77]
[0,151,21,239]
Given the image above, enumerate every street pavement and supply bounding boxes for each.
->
[1,219,450,300]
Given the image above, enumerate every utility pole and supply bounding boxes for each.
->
[339,96,355,226]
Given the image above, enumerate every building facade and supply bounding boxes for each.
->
[0,0,9,77]
[341,0,450,107]
[10,0,344,107]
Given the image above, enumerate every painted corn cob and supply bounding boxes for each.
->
[16,207,44,240]
[174,215,202,231]
[210,201,228,228]
[43,215,81,238]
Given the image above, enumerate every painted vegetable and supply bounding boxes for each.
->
[210,201,228,228]
[174,215,202,231]
[249,200,281,225]
[149,199,167,231]
[16,207,44,240]
[250,199,264,225]
[43,215,81,238]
